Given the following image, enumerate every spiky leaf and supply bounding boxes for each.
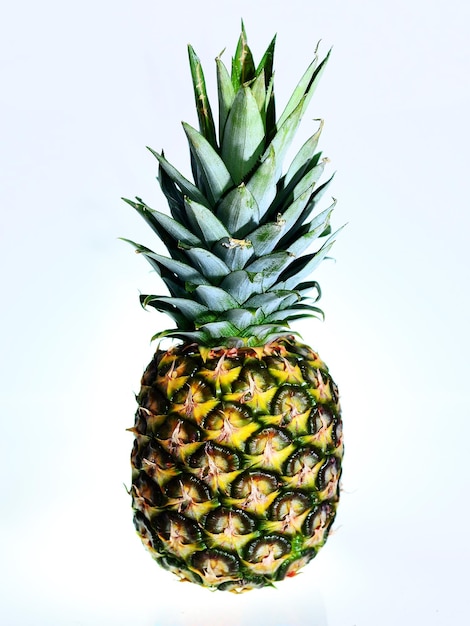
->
[188,45,217,149]
[123,198,202,251]
[216,183,260,236]
[282,203,335,254]
[141,295,210,321]
[183,123,233,205]
[216,57,236,139]
[276,48,330,129]
[220,270,264,304]
[195,285,239,311]
[184,198,230,247]
[245,146,277,218]
[141,251,210,286]
[232,22,255,89]
[221,87,265,184]
[148,147,209,208]
[248,219,287,257]
[184,247,231,283]
[124,27,339,346]
[284,119,324,187]
[276,234,339,291]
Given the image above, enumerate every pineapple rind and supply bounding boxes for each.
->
[131,337,342,591]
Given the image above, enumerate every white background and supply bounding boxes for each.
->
[1,1,469,624]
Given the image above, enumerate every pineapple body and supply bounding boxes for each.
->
[124,25,343,590]
[131,338,342,591]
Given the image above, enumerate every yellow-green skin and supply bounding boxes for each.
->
[130,337,342,592]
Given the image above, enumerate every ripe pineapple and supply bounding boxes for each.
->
[125,25,343,592]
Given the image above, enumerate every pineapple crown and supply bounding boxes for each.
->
[123,23,341,348]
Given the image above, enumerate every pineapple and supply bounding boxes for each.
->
[125,25,343,592]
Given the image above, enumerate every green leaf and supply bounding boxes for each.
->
[282,158,327,212]
[188,44,217,149]
[232,22,255,89]
[280,174,335,236]
[244,292,298,316]
[220,270,264,304]
[148,147,209,207]
[299,49,331,119]
[141,251,209,286]
[256,34,276,85]
[308,173,335,206]
[157,157,186,224]
[282,204,335,254]
[183,122,233,205]
[274,292,302,311]
[256,34,276,140]
[194,284,239,311]
[276,48,330,129]
[265,49,330,177]
[141,296,190,327]
[276,238,337,291]
[273,164,329,231]
[189,149,206,194]
[269,162,321,221]
[276,56,317,128]
[216,238,254,271]
[221,87,265,184]
[245,146,277,218]
[265,304,324,323]
[222,309,257,329]
[216,183,260,236]
[275,182,317,233]
[284,119,324,187]
[184,198,230,247]
[149,208,203,248]
[120,237,155,256]
[295,281,322,300]
[198,320,240,339]
[123,198,202,249]
[142,295,210,320]
[120,239,186,297]
[216,57,236,140]
[263,98,305,178]
[264,74,276,143]
[241,324,296,342]
[248,219,287,257]
[250,70,267,121]
[245,252,293,289]
[184,247,231,283]
[151,328,206,343]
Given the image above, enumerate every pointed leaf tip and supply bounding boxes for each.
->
[188,44,217,149]
[183,122,233,204]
